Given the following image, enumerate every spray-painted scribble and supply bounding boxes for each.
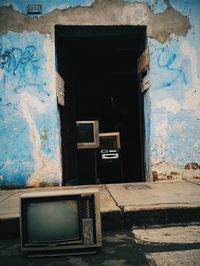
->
[157,47,187,87]
[0,31,62,187]
[0,44,39,75]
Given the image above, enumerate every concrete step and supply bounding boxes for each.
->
[0,180,200,239]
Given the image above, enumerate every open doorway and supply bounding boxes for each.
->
[55,26,147,185]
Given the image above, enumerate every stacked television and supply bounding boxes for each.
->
[76,120,100,184]
[76,120,123,184]
[98,132,123,183]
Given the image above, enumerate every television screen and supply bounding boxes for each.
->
[20,189,102,257]
[77,123,94,143]
[99,132,121,150]
[76,121,99,149]
[100,136,118,150]
[26,199,80,242]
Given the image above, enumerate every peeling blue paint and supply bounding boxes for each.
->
[37,114,61,159]
[170,0,200,80]
[0,0,168,15]
[156,47,187,87]
[0,162,33,186]
[124,0,167,14]
[149,38,191,93]
[0,0,200,186]
[149,0,200,168]
[165,110,200,166]
[151,109,200,167]
[0,0,95,15]
[0,31,61,186]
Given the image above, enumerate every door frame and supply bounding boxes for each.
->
[54,25,151,184]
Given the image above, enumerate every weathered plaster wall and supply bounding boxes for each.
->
[0,1,190,44]
[0,31,62,187]
[0,0,199,186]
[149,0,200,180]
[0,0,95,15]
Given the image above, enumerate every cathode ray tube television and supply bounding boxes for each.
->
[20,188,102,257]
[99,132,121,150]
[76,120,99,149]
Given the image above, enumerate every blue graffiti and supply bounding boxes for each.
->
[0,44,39,75]
[157,47,187,87]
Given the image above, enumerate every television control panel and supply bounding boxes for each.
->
[100,149,120,160]
[98,132,123,183]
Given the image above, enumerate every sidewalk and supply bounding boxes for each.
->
[0,180,200,239]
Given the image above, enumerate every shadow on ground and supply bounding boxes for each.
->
[0,230,151,266]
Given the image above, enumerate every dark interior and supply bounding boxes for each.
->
[55,26,146,185]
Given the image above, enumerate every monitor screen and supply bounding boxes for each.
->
[77,123,94,143]
[99,132,121,150]
[26,199,80,242]
[76,121,99,149]
[100,136,118,150]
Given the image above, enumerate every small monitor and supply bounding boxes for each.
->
[99,132,121,150]
[76,120,99,149]
[20,188,102,257]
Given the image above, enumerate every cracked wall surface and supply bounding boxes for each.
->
[149,0,200,181]
[0,31,62,187]
[0,0,199,186]
[0,0,190,44]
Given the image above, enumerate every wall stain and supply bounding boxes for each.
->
[185,163,200,170]
[0,0,190,43]
[20,91,61,187]
[152,162,200,181]
[180,42,200,120]
[40,128,48,143]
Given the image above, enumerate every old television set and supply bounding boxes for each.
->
[99,132,121,158]
[20,188,102,257]
[98,132,123,183]
[76,120,99,149]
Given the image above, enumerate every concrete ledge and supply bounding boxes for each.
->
[1,206,200,240]
[0,218,20,240]
[1,181,200,239]
[102,210,124,231]
[123,207,200,229]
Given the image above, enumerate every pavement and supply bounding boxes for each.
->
[132,225,200,265]
[0,180,200,239]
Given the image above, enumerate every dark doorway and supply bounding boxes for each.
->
[55,26,147,185]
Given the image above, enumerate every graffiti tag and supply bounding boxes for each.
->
[0,44,39,75]
[157,47,187,87]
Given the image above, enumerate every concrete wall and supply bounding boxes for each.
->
[0,0,199,187]
[0,31,62,187]
[149,0,200,180]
